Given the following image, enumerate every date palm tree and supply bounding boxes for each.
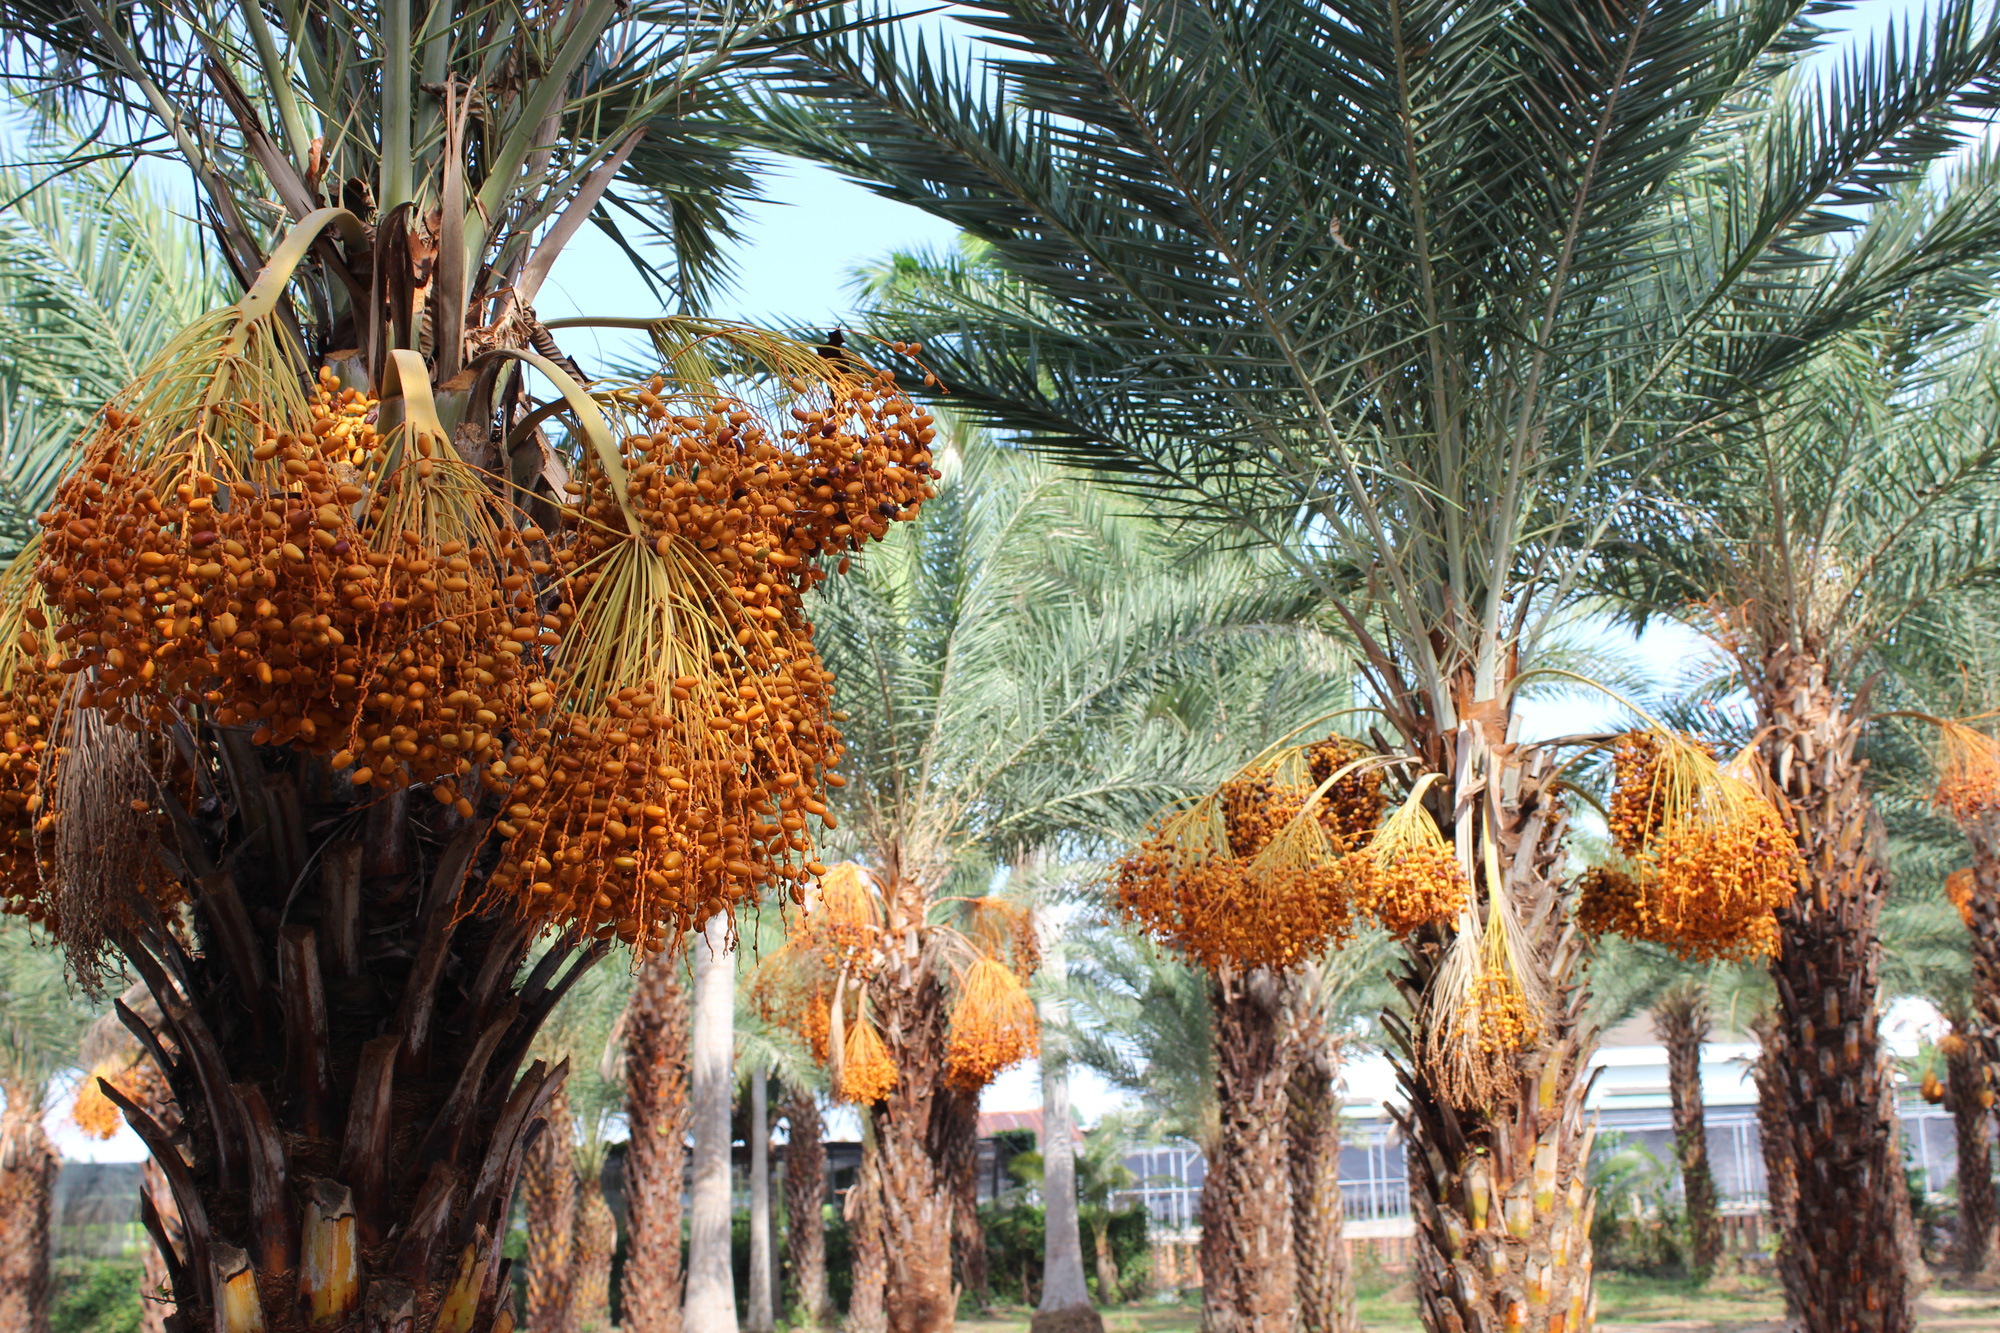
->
[745,5,2000,1327]
[0,4,930,1330]
[807,425,1347,1329]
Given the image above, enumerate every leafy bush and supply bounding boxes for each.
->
[50,1256,144,1333]
[1588,1134,1684,1275]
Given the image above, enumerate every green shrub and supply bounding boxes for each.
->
[50,1256,145,1333]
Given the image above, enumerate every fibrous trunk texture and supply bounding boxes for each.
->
[685,918,738,1330]
[91,751,600,1333]
[941,1088,989,1309]
[1199,968,1295,1333]
[1288,998,1356,1333]
[1752,648,1911,1333]
[1945,1022,1999,1281]
[782,1085,832,1328]
[1964,821,2000,1085]
[1031,926,1100,1333]
[1652,983,1722,1277]
[845,1129,888,1333]
[523,1087,578,1332]
[568,1171,616,1333]
[0,1080,55,1333]
[1389,738,1596,1333]
[623,955,691,1333]
[871,873,956,1333]
[1751,1013,1799,1314]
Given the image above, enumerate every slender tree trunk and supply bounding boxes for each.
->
[1945,1021,1999,1282]
[1288,993,1356,1333]
[749,1065,775,1333]
[941,1090,989,1310]
[1753,647,1912,1333]
[524,1087,578,1332]
[569,1169,616,1333]
[781,1085,831,1328]
[845,1127,887,1333]
[0,1080,54,1333]
[623,955,691,1333]
[685,917,739,1330]
[1887,1097,1931,1290]
[1031,918,1100,1333]
[1091,1220,1120,1306]
[1653,983,1723,1278]
[1199,968,1295,1333]
[872,874,955,1333]
[1392,741,1596,1333]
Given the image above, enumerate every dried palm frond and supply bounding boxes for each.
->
[961,896,1037,977]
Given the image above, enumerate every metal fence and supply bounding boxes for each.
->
[1108,1099,1963,1238]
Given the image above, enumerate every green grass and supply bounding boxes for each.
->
[949,1271,2000,1332]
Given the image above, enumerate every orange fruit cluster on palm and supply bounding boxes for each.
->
[1933,720,2000,827]
[749,863,883,1063]
[0,546,62,921]
[1114,736,1389,972]
[477,369,935,946]
[1587,730,1797,962]
[19,296,933,952]
[837,1013,897,1105]
[946,955,1039,1092]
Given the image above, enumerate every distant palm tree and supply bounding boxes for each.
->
[747,5,2000,1325]
[807,424,1347,1327]
[0,920,95,1333]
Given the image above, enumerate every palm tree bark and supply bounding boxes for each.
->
[1288,1006,1356,1333]
[623,955,691,1333]
[871,874,956,1333]
[685,917,739,1330]
[1960,820,2000,1099]
[1652,983,1723,1277]
[781,1085,832,1328]
[845,1127,887,1333]
[1945,1021,1999,1281]
[1751,1013,1799,1315]
[1199,968,1295,1333]
[749,1064,775,1332]
[1031,921,1100,1333]
[525,1087,579,1332]
[569,1169,616,1333]
[940,1090,989,1309]
[1387,740,1595,1333]
[1753,646,1912,1332]
[0,1079,54,1333]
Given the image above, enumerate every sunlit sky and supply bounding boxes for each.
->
[33,0,1967,1156]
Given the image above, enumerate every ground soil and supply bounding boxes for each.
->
[944,1274,2000,1333]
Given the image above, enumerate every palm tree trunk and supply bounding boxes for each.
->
[0,1079,54,1333]
[845,1127,887,1333]
[1752,647,1912,1333]
[749,1064,775,1333]
[1945,1020,1999,1281]
[568,1170,616,1333]
[133,1061,183,1333]
[781,1085,831,1328]
[1751,1013,1799,1314]
[524,1087,578,1333]
[1031,922,1100,1333]
[88,761,603,1333]
[1961,820,2000,1083]
[1091,1221,1120,1306]
[872,876,955,1333]
[941,1090,989,1309]
[1652,983,1723,1277]
[685,917,739,1330]
[1199,968,1295,1333]
[1391,743,1596,1333]
[1287,1007,1356,1333]
[623,955,690,1333]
